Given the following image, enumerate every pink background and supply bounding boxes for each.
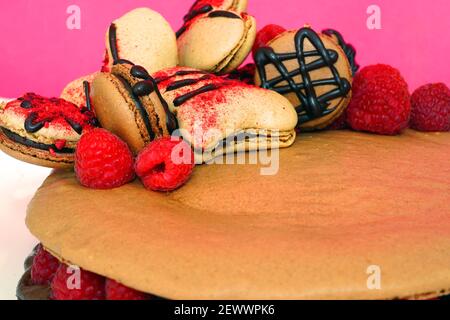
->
[0,0,449,98]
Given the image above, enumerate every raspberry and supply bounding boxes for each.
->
[51,264,105,300]
[30,244,60,285]
[75,128,135,189]
[105,279,149,300]
[347,64,411,135]
[410,83,450,132]
[135,137,195,192]
[252,24,286,57]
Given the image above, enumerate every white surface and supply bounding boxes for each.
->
[0,152,51,300]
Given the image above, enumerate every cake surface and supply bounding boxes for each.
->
[26,130,450,300]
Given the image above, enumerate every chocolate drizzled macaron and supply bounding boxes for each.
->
[152,66,297,163]
[254,26,353,131]
[103,8,178,74]
[0,94,96,168]
[91,63,177,154]
[178,4,256,75]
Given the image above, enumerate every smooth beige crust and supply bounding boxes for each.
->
[105,8,178,73]
[255,29,353,130]
[60,73,99,108]
[0,132,73,168]
[27,130,450,300]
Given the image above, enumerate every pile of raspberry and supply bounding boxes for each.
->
[31,244,152,300]
[328,64,450,134]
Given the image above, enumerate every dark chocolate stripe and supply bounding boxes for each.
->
[208,11,241,19]
[108,24,120,64]
[83,81,92,112]
[24,113,45,133]
[173,84,221,107]
[177,4,214,38]
[322,29,359,75]
[166,75,211,92]
[1,127,74,154]
[148,77,178,134]
[255,27,351,123]
[115,75,155,140]
[154,70,208,84]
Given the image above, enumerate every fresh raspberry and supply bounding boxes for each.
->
[51,264,105,300]
[75,128,135,189]
[347,64,411,135]
[30,244,60,285]
[135,137,195,192]
[252,24,286,57]
[105,279,149,300]
[410,83,450,132]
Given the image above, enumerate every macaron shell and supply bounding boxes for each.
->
[214,14,256,74]
[60,73,99,108]
[105,8,178,74]
[91,73,147,154]
[0,131,74,168]
[254,29,353,130]
[25,130,450,299]
[154,67,298,153]
[178,14,251,73]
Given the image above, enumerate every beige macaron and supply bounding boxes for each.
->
[60,73,99,108]
[103,8,178,74]
[91,63,177,154]
[178,9,256,74]
[152,66,297,163]
[254,26,353,131]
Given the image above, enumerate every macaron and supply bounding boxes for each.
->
[177,7,256,74]
[60,73,99,108]
[254,26,353,131]
[103,8,178,74]
[0,93,96,168]
[90,62,177,154]
[152,66,298,163]
[178,0,249,38]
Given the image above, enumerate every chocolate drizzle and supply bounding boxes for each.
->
[176,4,213,38]
[208,10,241,19]
[126,65,178,135]
[173,84,223,107]
[322,29,359,75]
[24,113,45,133]
[166,75,211,92]
[20,100,32,109]
[83,81,92,112]
[154,70,208,84]
[108,24,120,65]
[133,81,155,96]
[1,127,74,154]
[255,27,351,123]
